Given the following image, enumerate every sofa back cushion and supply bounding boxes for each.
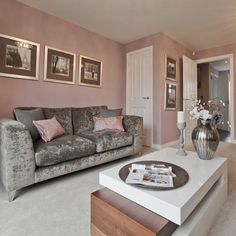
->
[14,108,45,141]
[72,106,107,134]
[42,108,73,134]
[99,108,122,117]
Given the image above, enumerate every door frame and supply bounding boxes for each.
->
[196,54,234,142]
[126,46,153,146]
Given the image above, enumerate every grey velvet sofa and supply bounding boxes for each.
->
[0,106,143,201]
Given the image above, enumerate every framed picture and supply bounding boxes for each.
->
[0,33,40,80]
[44,46,76,84]
[165,55,177,81]
[79,55,102,87]
[164,81,177,110]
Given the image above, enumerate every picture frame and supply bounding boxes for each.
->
[79,55,102,87]
[165,55,177,81]
[164,81,177,110]
[44,46,76,84]
[0,33,40,80]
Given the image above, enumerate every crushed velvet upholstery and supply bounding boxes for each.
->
[0,107,143,201]
[35,146,134,183]
[34,135,96,167]
[43,108,73,134]
[0,119,35,192]
[80,130,133,153]
[13,108,45,141]
[72,106,107,134]
[99,107,122,117]
[123,115,143,153]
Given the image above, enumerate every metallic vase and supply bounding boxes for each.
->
[191,119,219,160]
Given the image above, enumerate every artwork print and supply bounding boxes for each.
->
[51,55,70,76]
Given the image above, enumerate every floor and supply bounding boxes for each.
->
[0,143,235,236]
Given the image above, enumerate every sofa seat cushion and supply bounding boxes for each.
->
[79,130,133,153]
[35,135,96,167]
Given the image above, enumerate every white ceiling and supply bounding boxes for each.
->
[210,60,230,71]
[16,0,236,50]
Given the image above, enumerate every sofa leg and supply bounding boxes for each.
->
[8,190,16,202]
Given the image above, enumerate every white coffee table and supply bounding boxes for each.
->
[99,147,227,236]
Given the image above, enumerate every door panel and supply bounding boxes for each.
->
[183,56,197,138]
[126,46,153,146]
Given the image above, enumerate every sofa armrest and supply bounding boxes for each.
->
[0,118,35,194]
[123,115,143,153]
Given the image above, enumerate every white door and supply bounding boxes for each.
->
[183,56,198,138]
[126,46,153,146]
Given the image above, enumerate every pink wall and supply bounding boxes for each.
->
[195,44,236,139]
[3,0,235,145]
[0,0,124,117]
[125,33,193,145]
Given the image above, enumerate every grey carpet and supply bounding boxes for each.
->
[0,144,235,236]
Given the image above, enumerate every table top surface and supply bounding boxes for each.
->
[99,147,227,224]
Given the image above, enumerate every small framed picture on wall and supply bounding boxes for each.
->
[79,55,102,87]
[0,33,40,80]
[165,55,177,81]
[44,46,76,84]
[164,81,177,110]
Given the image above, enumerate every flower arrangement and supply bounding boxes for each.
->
[190,100,223,126]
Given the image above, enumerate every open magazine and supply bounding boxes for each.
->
[125,163,176,188]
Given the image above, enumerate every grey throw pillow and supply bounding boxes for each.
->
[14,108,45,141]
[99,108,122,117]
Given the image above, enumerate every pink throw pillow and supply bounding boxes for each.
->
[33,116,65,142]
[93,116,124,132]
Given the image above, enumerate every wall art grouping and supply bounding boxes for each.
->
[0,33,102,87]
[164,55,177,110]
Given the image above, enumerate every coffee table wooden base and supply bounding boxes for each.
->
[91,188,178,236]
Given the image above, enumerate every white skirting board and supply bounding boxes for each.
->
[152,140,178,150]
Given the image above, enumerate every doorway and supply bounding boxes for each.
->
[196,55,234,142]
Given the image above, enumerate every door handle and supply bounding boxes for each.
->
[142,97,150,100]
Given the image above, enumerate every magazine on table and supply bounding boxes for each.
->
[125,163,176,188]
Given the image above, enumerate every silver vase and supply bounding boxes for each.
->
[191,119,219,160]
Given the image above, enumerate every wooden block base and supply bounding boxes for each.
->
[91,188,178,236]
